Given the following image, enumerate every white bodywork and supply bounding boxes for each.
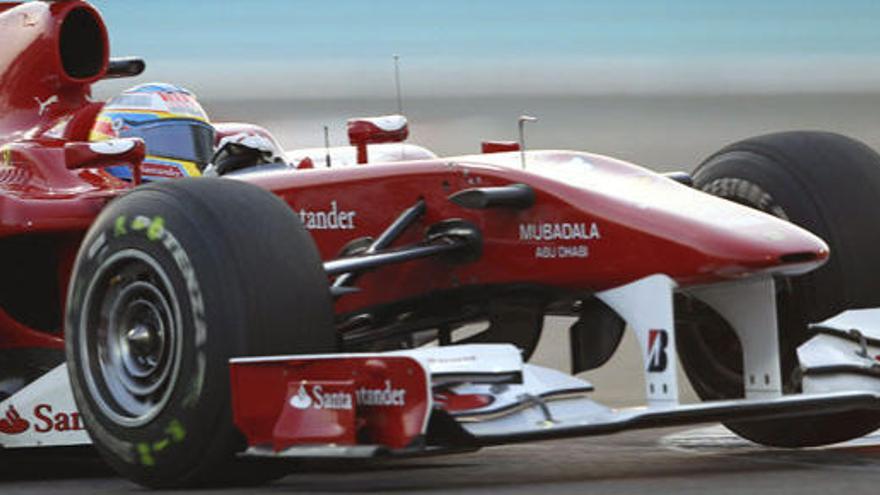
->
[800,308,880,394]
[0,365,89,448]
[687,277,783,399]
[596,274,784,404]
[285,143,437,168]
[598,274,679,405]
[390,344,523,378]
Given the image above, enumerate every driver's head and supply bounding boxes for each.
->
[90,83,215,181]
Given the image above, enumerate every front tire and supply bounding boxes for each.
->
[66,178,335,487]
[681,131,880,447]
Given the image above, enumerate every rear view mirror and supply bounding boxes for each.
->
[347,115,408,164]
[65,138,146,182]
[481,141,520,154]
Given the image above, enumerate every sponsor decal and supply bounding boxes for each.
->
[288,380,407,410]
[136,419,186,467]
[647,329,669,372]
[426,355,477,365]
[105,213,207,407]
[0,405,29,434]
[129,215,166,241]
[519,222,601,241]
[34,95,58,116]
[157,92,205,119]
[159,92,193,104]
[519,221,601,259]
[289,384,313,409]
[33,404,84,433]
[356,380,407,407]
[0,404,84,435]
[534,245,589,259]
[289,383,353,411]
[298,201,357,230]
[141,163,186,178]
[111,117,130,134]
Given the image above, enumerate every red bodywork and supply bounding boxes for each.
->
[230,355,430,450]
[0,2,829,353]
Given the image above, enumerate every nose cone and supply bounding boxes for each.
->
[515,151,832,283]
[701,212,830,278]
[625,173,832,280]
[607,171,832,280]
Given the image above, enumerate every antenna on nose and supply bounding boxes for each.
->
[323,125,332,168]
[518,115,538,169]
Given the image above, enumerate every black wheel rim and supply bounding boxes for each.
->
[79,249,183,427]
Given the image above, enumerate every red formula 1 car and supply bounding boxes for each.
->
[4,0,880,489]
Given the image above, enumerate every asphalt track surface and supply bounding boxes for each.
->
[3,322,880,494]
[3,426,880,494]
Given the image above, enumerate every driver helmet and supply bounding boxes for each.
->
[89,83,215,181]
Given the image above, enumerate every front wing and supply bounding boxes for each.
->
[229,343,880,459]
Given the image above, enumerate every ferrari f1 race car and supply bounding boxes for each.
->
[3,0,880,489]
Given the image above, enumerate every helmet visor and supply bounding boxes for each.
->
[120,119,215,169]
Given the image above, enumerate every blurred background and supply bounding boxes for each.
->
[91,0,880,171]
[89,1,880,404]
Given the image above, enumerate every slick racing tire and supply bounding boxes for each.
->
[65,178,336,488]
[679,131,880,447]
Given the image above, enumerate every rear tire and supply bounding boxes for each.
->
[682,131,880,447]
[65,178,335,487]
